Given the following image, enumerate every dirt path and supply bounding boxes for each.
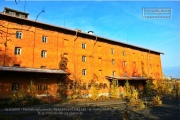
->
[0,97,179,120]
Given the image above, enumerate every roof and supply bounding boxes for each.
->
[106,76,153,80]
[4,7,29,15]
[0,66,70,74]
[0,10,164,55]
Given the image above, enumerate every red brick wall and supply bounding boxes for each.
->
[0,18,163,88]
[0,72,59,98]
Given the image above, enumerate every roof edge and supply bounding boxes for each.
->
[0,12,164,55]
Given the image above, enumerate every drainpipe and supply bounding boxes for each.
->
[74,31,78,81]
[147,50,150,78]
[3,22,9,66]
[32,27,36,68]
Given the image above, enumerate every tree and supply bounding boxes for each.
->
[59,57,68,71]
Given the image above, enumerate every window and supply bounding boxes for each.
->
[122,51,126,56]
[98,45,101,52]
[16,31,23,39]
[99,70,102,76]
[112,71,115,76]
[42,36,47,43]
[14,47,21,55]
[37,84,42,90]
[19,14,25,18]
[123,61,126,67]
[82,69,86,76]
[9,11,15,16]
[37,84,48,90]
[98,58,102,64]
[112,59,115,65]
[82,43,86,49]
[41,50,47,58]
[12,83,19,92]
[43,84,48,90]
[111,48,114,54]
[14,64,20,67]
[41,66,46,68]
[82,56,86,62]
[64,38,68,46]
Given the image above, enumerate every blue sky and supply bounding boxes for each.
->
[0,0,179,78]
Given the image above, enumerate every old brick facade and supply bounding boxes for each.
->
[0,8,163,99]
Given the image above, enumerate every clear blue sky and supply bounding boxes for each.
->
[0,0,179,78]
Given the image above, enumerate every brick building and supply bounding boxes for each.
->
[0,7,163,99]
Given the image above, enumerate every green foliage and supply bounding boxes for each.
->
[1,85,42,107]
[144,80,154,96]
[150,95,162,106]
[110,79,119,99]
[90,81,99,101]
[151,79,178,97]
[122,80,145,110]
[123,80,131,99]
[27,80,36,96]
[70,81,82,99]
[173,81,180,99]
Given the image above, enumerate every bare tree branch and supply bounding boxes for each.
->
[35,8,45,22]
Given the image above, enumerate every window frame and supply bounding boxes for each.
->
[82,55,86,62]
[42,36,48,43]
[111,48,114,54]
[16,31,23,39]
[14,47,21,55]
[112,59,115,65]
[12,83,19,92]
[98,58,102,64]
[9,11,15,16]
[99,70,102,76]
[82,69,86,76]
[123,61,126,67]
[122,51,126,56]
[19,14,25,18]
[41,50,47,58]
[112,71,115,76]
[82,43,86,49]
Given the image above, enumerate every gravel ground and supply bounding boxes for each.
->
[0,96,179,120]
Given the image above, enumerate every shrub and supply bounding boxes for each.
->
[144,80,154,96]
[122,80,131,99]
[90,82,99,101]
[57,82,68,101]
[110,79,119,99]
[150,95,162,106]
